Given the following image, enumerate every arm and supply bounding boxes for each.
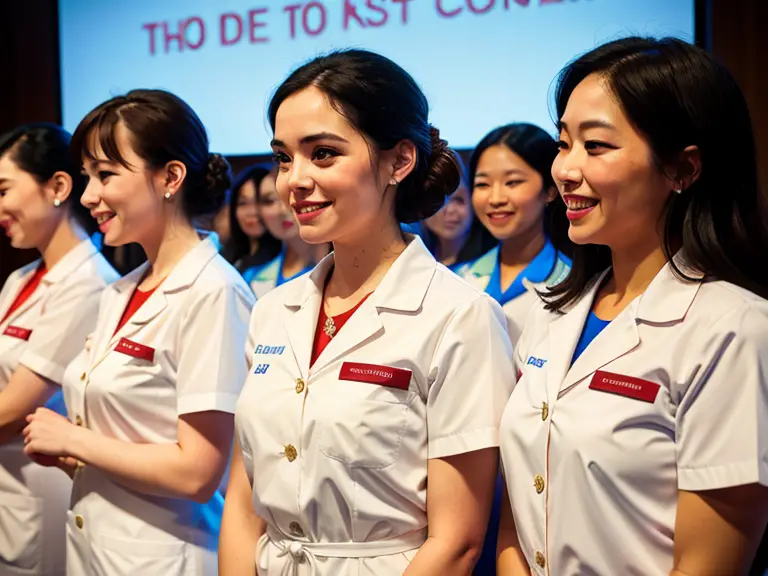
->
[670,486,768,575]
[496,478,530,575]
[404,448,498,575]
[219,436,266,575]
[24,408,233,502]
[0,365,58,444]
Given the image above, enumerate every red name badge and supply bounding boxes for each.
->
[3,326,32,341]
[589,370,660,403]
[339,362,411,390]
[115,338,155,362]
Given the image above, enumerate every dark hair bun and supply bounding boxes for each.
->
[194,152,231,216]
[396,127,461,223]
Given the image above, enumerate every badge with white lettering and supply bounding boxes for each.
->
[115,338,155,362]
[589,370,660,403]
[339,362,411,390]
[2,326,32,341]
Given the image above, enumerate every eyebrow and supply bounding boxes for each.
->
[559,120,616,131]
[475,169,527,178]
[271,132,350,148]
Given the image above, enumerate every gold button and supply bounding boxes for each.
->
[284,444,297,462]
[288,521,304,537]
[75,515,84,529]
[535,551,546,568]
[541,402,549,421]
[295,378,305,394]
[80,372,86,381]
[534,474,545,494]
[75,415,83,427]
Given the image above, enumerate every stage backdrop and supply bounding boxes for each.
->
[58,0,694,156]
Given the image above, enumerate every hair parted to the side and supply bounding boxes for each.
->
[545,36,768,312]
[0,123,96,235]
[221,164,281,265]
[468,122,572,262]
[267,48,461,223]
[71,89,232,220]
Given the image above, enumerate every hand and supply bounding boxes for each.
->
[23,408,80,459]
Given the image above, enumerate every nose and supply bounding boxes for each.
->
[80,178,100,210]
[552,147,583,190]
[488,183,508,208]
[286,157,313,198]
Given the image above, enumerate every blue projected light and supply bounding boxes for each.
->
[58,0,694,155]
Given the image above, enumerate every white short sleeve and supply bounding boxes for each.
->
[176,282,255,415]
[19,280,102,384]
[676,304,768,490]
[427,294,516,459]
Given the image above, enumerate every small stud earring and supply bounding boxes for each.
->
[673,185,683,195]
[164,191,172,200]
[389,178,398,186]
[53,199,61,207]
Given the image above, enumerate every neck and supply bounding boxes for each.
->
[329,220,406,298]
[249,238,259,255]
[283,236,316,269]
[40,217,89,270]
[140,218,201,283]
[608,239,668,301]
[499,225,545,268]
[435,233,468,266]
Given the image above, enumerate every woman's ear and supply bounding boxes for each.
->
[47,171,73,206]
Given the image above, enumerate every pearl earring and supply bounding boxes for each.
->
[53,199,61,207]
[389,179,398,186]
[164,191,172,200]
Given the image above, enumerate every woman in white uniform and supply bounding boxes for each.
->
[498,37,768,575]
[0,123,118,576]
[220,49,515,575]
[461,123,572,347]
[22,90,255,576]
[242,166,328,298]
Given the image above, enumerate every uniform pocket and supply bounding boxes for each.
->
[318,393,413,469]
[90,532,190,576]
[0,493,43,572]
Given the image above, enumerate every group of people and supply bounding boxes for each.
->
[0,35,765,576]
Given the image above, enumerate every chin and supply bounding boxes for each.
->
[297,227,332,245]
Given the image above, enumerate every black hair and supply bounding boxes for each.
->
[71,89,231,220]
[468,122,572,263]
[268,49,460,223]
[0,123,96,235]
[545,36,768,312]
[221,164,281,266]
[421,154,496,265]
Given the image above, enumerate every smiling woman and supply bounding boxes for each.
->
[220,49,516,576]
[0,123,118,576]
[22,90,255,576]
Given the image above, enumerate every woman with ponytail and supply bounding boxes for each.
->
[220,50,514,575]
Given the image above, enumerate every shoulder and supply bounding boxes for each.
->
[460,246,498,280]
[690,281,768,340]
[427,265,506,329]
[190,253,254,302]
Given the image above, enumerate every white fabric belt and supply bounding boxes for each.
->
[257,526,426,575]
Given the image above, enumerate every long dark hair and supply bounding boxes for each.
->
[268,49,461,223]
[468,122,572,264]
[545,36,768,312]
[221,164,281,265]
[420,154,496,265]
[71,89,231,221]
[0,123,96,235]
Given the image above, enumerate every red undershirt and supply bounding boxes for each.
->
[310,293,372,367]
[1,265,47,325]
[113,286,158,335]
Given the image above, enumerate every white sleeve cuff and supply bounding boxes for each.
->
[19,351,65,386]
[177,392,240,415]
[678,460,766,491]
[428,426,498,459]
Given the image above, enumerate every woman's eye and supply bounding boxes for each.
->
[312,147,338,162]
